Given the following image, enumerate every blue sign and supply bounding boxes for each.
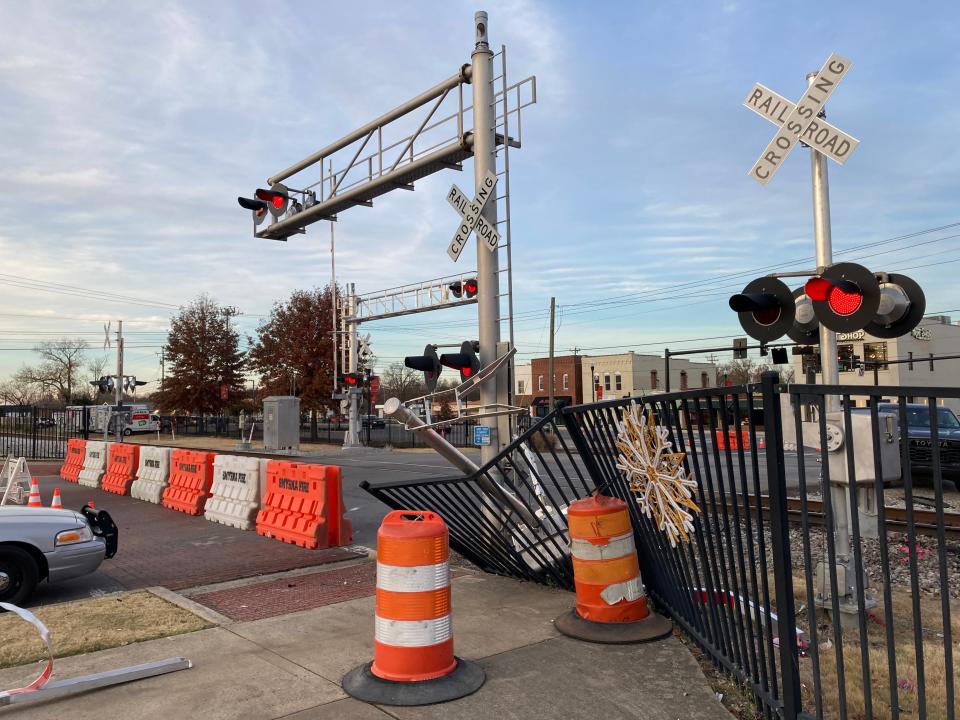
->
[473,425,491,446]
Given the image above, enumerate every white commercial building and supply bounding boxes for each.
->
[791,315,960,412]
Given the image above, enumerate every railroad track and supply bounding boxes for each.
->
[717,496,960,541]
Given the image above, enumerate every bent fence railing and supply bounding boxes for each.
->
[364,372,957,720]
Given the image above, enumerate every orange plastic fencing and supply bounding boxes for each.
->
[256,461,353,549]
[101,443,141,496]
[60,439,86,483]
[161,450,216,516]
[568,493,649,624]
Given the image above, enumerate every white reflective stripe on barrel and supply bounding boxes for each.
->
[375,615,452,647]
[599,576,643,605]
[569,531,636,562]
[376,562,450,593]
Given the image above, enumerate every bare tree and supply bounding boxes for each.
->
[379,363,424,402]
[13,338,90,403]
[715,358,770,386]
[0,380,37,405]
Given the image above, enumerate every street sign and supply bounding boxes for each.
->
[743,83,858,166]
[473,424,491,446]
[447,170,499,261]
[747,53,853,185]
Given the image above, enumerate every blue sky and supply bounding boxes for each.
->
[1,0,958,389]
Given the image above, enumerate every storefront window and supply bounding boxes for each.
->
[864,342,887,370]
[838,344,855,372]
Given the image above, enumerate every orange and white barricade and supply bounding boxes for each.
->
[554,493,671,643]
[130,446,171,504]
[60,439,86,483]
[77,441,108,488]
[342,511,484,706]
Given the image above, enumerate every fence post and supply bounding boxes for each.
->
[30,406,37,459]
[760,371,802,719]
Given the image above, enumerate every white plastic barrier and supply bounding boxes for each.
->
[204,455,266,531]
[130,446,171,504]
[77,441,108,488]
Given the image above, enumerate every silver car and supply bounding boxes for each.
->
[0,504,118,606]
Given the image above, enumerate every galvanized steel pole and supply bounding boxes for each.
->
[472,11,503,464]
[807,72,838,410]
[808,72,852,607]
[345,284,361,447]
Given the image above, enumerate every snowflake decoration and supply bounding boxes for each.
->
[614,403,700,547]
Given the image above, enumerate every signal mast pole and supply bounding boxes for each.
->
[115,321,124,442]
[472,11,504,465]
[809,71,839,406]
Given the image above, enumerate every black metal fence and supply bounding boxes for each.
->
[364,374,958,720]
[0,405,85,460]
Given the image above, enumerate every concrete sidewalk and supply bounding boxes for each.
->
[0,572,728,719]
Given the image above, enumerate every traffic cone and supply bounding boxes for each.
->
[50,488,63,510]
[27,477,42,508]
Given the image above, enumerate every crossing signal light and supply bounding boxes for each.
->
[255,184,289,218]
[404,344,442,393]
[89,376,114,394]
[804,263,879,332]
[238,196,269,226]
[730,263,926,343]
[729,277,795,342]
[440,340,480,383]
[238,183,289,225]
[339,372,362,387]
[449,278,478,299]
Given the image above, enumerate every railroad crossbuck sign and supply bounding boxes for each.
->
[745,53,858,185]
[447,170,499,261]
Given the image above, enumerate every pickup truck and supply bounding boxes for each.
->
[877,402,960,478]
[0,505,118,606]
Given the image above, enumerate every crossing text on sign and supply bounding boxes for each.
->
[446,170,499,261]
[743,83,858,166]
[748,53,852,185]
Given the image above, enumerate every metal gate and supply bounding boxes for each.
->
[0,405,88,460]
[364,373,957,720]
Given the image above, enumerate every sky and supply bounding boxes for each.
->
[1,0,959,393]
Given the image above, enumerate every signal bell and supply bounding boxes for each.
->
[729,277,795,342]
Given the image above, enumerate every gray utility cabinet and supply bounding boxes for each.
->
[263,396,300,451]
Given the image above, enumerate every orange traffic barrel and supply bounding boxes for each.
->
[342,511,484,706]
[554,493,672,643]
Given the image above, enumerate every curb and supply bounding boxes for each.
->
[146,586,234,627]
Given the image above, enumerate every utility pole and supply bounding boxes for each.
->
[158,347,165,392]
[547,297,556,411]
[472,11,503,466]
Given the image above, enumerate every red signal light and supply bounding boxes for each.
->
[256,188,285,209]
[463,278,478,297]
[804,277,833,302]
[827,286,863,316]
[462,367,473,378]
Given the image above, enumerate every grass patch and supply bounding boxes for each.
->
[798,585,959,720]
[0,591,211,669]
